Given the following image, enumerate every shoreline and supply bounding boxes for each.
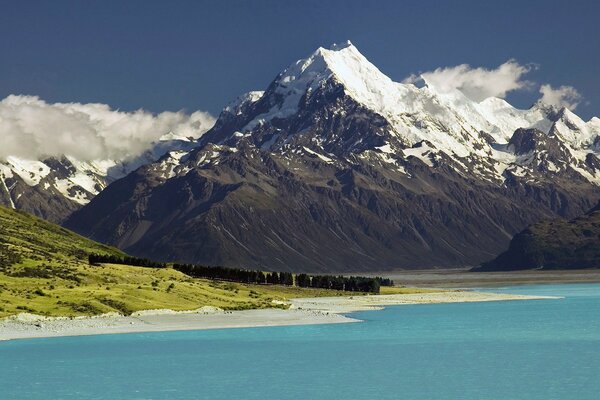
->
[358,269,600,288]
[0,290,558,341]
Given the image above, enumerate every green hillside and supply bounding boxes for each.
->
[0,206,125,270]
[0,206,417,318]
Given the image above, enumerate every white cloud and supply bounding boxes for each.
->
[404,60,533,102]
[538,84,582,110]
[0,95,215,161]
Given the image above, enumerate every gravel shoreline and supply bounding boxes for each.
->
[0,291,558,341]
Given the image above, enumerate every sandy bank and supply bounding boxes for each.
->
[291,290,558,313]
[0,290,558,341]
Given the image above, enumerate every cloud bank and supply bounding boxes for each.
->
[0,95,215,161]
[404,60,533,102]
[539,84,582,110]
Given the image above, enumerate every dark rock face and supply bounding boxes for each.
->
[508,128,555,155]
[476,203,600,271]
[0,179,81,223]
[65,140,600,272]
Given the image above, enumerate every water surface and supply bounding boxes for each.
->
[1,283,599,399]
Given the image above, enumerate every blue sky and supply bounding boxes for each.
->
[1,0,599,119]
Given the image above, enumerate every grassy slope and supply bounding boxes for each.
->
[0,206,429,318]
[0,206,125,267]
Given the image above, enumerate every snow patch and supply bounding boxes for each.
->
[4,157,50,186]
[403,144,435,167]
[303,147,334,163]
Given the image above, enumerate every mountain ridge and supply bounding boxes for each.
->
[0,133,203,222]
[63,42,600,271]
[476,202,600,271]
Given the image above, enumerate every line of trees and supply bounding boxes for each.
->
[296,273,393,293]
[89,254,393,294]
[88,254,166,269]
[173,263,294,286]
[378,277,394,287]
[174,263,392,294]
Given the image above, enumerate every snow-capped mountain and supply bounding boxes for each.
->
[204,41,600,185]
[0,133,202,222]
[66,42,600,271]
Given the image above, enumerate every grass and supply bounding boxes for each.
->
[0,206,125,269]
[379,286,446,295]
[0,263,440,318]
[0,262,360,318]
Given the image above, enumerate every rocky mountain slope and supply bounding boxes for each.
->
[65,42,600,272]
[0,133,201,222]
[475,203,600,271]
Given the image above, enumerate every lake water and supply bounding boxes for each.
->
[1,283,599,399]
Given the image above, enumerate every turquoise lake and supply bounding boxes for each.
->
[1,283,599,399]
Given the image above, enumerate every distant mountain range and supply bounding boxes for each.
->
[57,41,600,272]
[0,133,199,222]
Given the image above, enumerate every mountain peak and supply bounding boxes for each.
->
[283,40,376,84]
[328,40,354,51]
[312,41,383,81]
[63,41,600,273]
[236,41,396,128]
[207,41,600,171]
[265,41,405,121]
